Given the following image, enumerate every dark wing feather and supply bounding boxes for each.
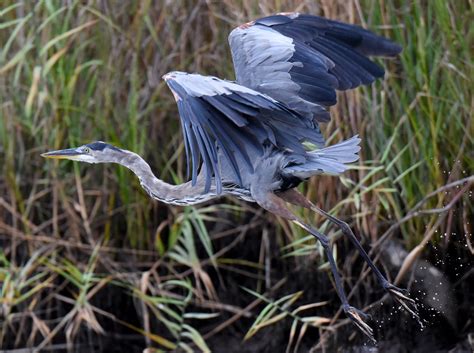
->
[229,13,402,122]
[164,72,324,193]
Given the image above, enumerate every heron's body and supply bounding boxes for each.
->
[42,13,418,341]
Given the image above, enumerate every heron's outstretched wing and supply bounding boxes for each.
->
[228,13,402,122]
[163,71,324,193]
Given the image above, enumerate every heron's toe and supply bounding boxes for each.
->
[384,283,420,320]
[343,305,375,343]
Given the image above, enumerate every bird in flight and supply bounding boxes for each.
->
[42,13,418,341]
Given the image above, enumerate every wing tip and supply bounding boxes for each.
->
[362,38,403,57]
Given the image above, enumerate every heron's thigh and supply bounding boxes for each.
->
[251,187,296,221]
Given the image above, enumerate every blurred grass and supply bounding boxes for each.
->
[0,0,472,351]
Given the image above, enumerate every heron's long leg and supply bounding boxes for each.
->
[293,219,374,340]
[279,190,388,283]
[251,191,375,341]
[278,189,419,319]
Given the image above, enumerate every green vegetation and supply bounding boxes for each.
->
[0,1,472,351]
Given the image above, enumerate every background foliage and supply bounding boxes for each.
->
[0,0,472,352]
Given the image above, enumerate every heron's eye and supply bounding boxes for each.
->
[82,147,91,154]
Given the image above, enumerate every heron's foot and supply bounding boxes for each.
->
[343,305,375,343]
[384,282,419,320]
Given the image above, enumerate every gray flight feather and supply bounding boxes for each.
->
[228,13,402,123]
[163,71,324,194]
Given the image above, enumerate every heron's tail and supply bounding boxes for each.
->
[284,136,361,178]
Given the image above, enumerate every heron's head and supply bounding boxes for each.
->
[41,141,125,164]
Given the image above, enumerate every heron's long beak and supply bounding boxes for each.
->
[41,148,83,160]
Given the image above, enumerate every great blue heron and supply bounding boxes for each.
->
[42,13,418,341]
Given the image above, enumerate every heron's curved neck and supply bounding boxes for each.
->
[116,150,216,205]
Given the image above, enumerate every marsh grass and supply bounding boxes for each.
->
[0,0,472,351]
